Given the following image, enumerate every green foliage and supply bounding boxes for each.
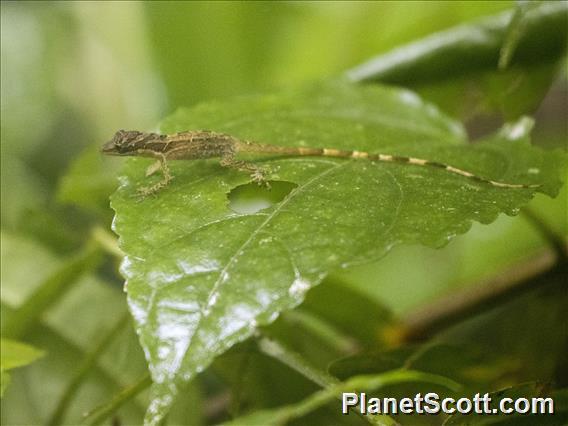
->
[224,369,460,426]
[348,2,568,122]
[0,339,44,397]
[2,243,103,340]
[348,2,567,85]
[445,383,568,425]
[57,145,120,219]
[111,82,565,424]
[0,233,149,423]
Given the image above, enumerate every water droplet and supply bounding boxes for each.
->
[207,292,219,308]
[288,278,310,298]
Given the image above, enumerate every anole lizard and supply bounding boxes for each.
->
[102,129,539,196]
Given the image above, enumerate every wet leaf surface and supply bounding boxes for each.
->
[110,82,565,424]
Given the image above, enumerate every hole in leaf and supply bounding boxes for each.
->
[228,181,298,214]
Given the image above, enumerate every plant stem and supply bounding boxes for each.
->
[226,369,458,426]
[257,335,391,425]
[47,312,131,426]
[521,207,568,261]
[91,226,123,259]
[396,248,566,343]
[283,309,359,355]
[229,342,254,418]
[257,336,337,388]
[83,374,152,426]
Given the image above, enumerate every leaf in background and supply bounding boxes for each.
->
[444,383,567,425]
[223,369,460,426]
[347,2,567,87]
[0,339,44,397]
[498,1,541,71]
[415,62,561,124]
[347,2,568,122]
[441,269,568,389]
[329,344,517,392]
[110,81,566,424]
[57,145,121,219]
[284,277,395,352]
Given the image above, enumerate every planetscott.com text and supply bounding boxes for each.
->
[342,392,554,415]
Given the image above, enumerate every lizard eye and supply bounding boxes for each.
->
[114,131,130,147]
[117,141,132,153]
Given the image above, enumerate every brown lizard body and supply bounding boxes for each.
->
[102,129,538,196]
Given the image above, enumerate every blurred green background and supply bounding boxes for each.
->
[1,1,566,425]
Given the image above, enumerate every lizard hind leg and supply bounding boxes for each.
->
[219,155,271,189]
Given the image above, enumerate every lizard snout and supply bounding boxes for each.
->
[101,140,119,154]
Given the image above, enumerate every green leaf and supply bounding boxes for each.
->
[347,2,568,121]
[223,369,460,426]
[498,1,540,70]
[0,339,45,373]
[414,61,561,122]
[1,242,103,340]
[329,344,518,393]
[0,339,44,397]
[110,81,566,425]
[347,2,568,85]
[0,370,9,397]
[57,145,121,218]
[444,383,567,425]
[300,277,394,348]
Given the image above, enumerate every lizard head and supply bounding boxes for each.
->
[102,130,147,155]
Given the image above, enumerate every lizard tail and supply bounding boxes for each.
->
[238,141,539,190]
[362,151,538,190]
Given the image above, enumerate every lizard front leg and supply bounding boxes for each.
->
[136,150,173,197]
[219,153,271,188]
[145,159,162,177]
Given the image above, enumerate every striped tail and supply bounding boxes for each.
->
[239,142,539,190]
